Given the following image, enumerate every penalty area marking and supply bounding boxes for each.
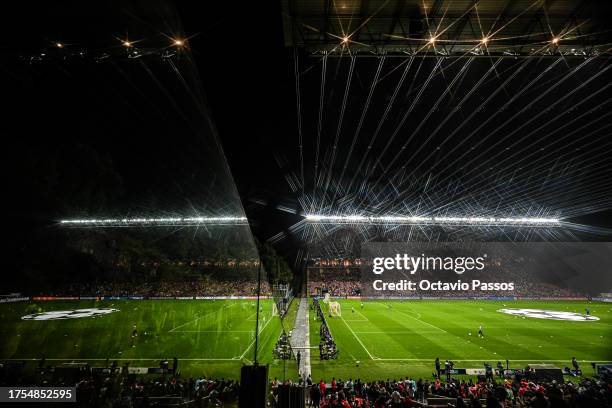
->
[237,313,275,360]
[340,316,378,360]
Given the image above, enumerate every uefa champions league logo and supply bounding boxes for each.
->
[498,308,599,321]
[21,308,119,321]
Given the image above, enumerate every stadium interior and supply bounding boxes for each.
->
[1,0,611,407]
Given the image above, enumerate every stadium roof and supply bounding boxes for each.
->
[282,0,612,56]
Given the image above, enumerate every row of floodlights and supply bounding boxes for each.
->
[304,214,561,226]
[59,214,561,227]
[340,35,564,46]
[60,216,248,226]
[53,38,186,50]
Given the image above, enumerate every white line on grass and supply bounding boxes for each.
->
[3,358,241,361]
[238,314,275,360]
[245,312,258,321]
[343,310,370,322]
[402,305,422,319]
[393,309,447,333]
[368,358,612,363]
[383,305,509,361]
[168,303,237,333]
[353,331,442,334]
[340,316,378,360]
[168,330,256,333]
[354,310,370,321]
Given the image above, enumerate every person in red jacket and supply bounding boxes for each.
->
[331,377,337,392]
[320,379,326,398]
[337,391,351,408]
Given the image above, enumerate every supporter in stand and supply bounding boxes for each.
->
[296,373,611,408]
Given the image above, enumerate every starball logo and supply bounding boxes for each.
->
[372,254,487,275]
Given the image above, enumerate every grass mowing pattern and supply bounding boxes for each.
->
[311,299,612,381]
[0,299,298,380]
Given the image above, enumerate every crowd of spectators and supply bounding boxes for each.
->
[298,373,612,407]
[0,365,238,408]
[2,361,609,407]
[310,281,361,297]
[30,279,272,297]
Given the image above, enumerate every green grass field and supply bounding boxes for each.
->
[0,299,297,380]
[1,299,610,382]
[311,299,612,381]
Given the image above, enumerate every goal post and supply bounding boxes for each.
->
[329,301,341,317]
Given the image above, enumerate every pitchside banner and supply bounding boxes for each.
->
[359,242,612,298]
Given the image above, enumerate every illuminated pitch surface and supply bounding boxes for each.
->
[311,300,612,381]
[0,299,294,379]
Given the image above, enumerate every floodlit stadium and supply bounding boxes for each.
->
[1,0,612,407]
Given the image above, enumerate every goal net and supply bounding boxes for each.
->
[329,301,341,317]
[272,303,279,317]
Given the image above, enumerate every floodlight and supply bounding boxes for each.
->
[303,214,560,227]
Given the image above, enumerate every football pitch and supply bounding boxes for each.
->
[1,299,610,381]
[312,299,612,381]
[0,299,290,380]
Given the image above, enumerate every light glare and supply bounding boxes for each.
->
[304,214,560,226]
[60,216,248,227]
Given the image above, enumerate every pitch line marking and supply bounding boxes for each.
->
[390,306,509,361]
[401,305,422,319]
[238,313,275,360]
[393,308,447,334]
[169,330,256,333]
[343,309,370,322]
[353,331,442,334]
[340,316,378,360]
[354,310,370,321]
[168,303,237,333]
[3,358,240,361]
